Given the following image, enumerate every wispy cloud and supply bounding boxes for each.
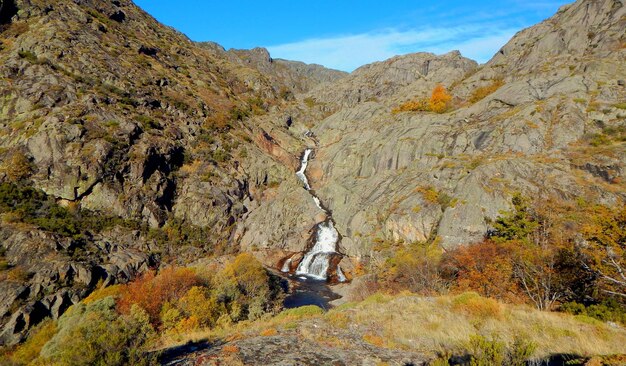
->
[266,24,519,72]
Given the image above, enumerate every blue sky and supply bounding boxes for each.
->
[134,1,571,71]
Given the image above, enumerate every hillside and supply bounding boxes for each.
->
[0,0,341,345]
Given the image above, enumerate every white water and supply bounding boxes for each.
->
[293,148,343,281]
[281,257,292,273]
[296,221,339,279]
[337,266,346,283]
[296,148,313,190]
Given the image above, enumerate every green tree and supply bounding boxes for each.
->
[491,193,538,244]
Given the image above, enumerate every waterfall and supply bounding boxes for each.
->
[296,148,313,190]
[281,258,292,273]
[296,221,339,279]
[337,266,346,283]
[292,148,344,281]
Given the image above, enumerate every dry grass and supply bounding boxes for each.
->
[155,293,625,361]
[329,293,626,358]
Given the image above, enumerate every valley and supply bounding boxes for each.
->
[0,0,625,364]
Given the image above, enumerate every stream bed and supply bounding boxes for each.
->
[282,274,341,310]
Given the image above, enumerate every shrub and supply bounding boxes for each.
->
[560,301,626,324]
[393,85,452,114]
[0,182,134,238]
[362,333,385,347]
[214,253,284,321]
[175,286,222,328]
[40,298,156,366]
[393,98,430,113]
[384,242,447,295]
[429,84,452,113]
[490,193,538,244]
[442,241,520,302]
[82,284,123,304]
[1,151,33,181]
[467,335,506,366]
[9,319,57,365]
[303,97,316,108]
[452,292,502,319]
[260,328,278,336]
[507,337,537,366]
[469,79,505,103]
[118,267,201,325]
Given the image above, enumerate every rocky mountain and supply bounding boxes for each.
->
[0,0,624,351]
[236,0,626,277]
[199,43,348,95]
[0,0,340,345]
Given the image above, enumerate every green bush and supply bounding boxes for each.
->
[560,301,626,324]
[40,297,156,366]
[0,182,134,239]
[468,335,506,366]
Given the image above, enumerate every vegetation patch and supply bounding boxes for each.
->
[469,78,505,104]
[393,85,453,114]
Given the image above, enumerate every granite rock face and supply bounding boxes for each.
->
[238,0,626,262]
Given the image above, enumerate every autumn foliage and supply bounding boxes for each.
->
[442,241,521,303]
[393,84,452,114]
[118,267,201,324]
[429,84,452,113]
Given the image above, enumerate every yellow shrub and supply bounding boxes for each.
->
[260,328,278,336]
[452,292,502,319]
[392,98,430,113]
[9,319,57,364]
[469,79,505,103]
[176,315,200,332]
[363,333,385,347]
[82,284,122,304]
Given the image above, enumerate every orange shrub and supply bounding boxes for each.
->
[429,84,452,113]
[118,267,201,325]
[362,333,385,347]
[260,328,278,337]
[222,345,240,354]
[392,84,452,114]
[442,240,521,303]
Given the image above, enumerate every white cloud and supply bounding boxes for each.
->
[266,24,520,72]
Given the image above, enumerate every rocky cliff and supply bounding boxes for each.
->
[237,0,626,274]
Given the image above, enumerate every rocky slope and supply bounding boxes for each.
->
[0,0,339,345]
[237,0,626,277]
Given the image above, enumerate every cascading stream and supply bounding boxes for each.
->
[289,148,344,281]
